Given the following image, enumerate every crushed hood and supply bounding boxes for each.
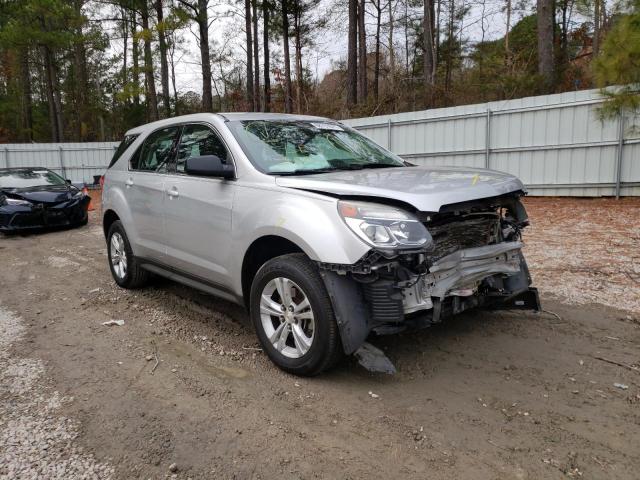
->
[275,166,525,212]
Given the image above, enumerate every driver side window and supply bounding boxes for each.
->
[130,127,180,173]
[176,124,229,174]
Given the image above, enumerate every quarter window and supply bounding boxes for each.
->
[175,124,229,174]
[109,134,139,169]
[130,127,180,172]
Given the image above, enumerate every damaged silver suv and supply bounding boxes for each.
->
[102,113,539,376]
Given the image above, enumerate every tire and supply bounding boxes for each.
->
[107,220,149,289]
[250,253,343,376]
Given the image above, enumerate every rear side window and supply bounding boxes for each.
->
[130,127,181,172]
[175,124,229,174]
[108,134,139,169]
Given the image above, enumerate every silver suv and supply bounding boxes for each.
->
[102,113,539,376]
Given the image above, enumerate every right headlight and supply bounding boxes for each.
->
[338,200,432,250]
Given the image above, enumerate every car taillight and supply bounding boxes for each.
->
[99,175,105,189]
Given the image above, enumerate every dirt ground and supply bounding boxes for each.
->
[1,195,639,479]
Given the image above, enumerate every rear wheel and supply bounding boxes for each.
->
[250,253,342,376]
[107,220,149,289]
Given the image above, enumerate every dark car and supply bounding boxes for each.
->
[0,168,90,233]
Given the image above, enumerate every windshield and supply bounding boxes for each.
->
[0,169,67,189]
[227,120,405,174]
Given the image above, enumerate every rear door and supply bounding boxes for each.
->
[162,123,236,288]
[125,126,181,261]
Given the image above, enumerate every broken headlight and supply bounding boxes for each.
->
[338,200,432,249]
[0,196,31,207]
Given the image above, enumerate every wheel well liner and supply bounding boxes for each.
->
[241,235,304,308]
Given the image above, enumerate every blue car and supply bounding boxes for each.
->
[0,168,90,233]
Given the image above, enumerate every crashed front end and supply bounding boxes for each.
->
[0,192,90,233]
[319,192,540,355]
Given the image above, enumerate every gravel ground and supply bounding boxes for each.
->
[523,197,640,313]
[0,195,639,479]
[0,306,114,479]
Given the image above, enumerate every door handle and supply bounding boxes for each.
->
[125,177,134,187]
[167,187,179,198]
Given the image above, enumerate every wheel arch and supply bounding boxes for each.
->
[103,209,120,240]
[241,235,305,309]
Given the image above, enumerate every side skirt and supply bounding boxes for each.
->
[140,260,243,306]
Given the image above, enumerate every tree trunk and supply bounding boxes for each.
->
[505,0,511,66]
[252,0,260,111]
[388,0,394,84]
[423,0,435,104]
[293,2,303,113]
[373,0,381,102]
[131,10,140,107]
[156,0,171,116]
[536,0,554,91]
[197,0,213,111]
[169,43,180,116]
[435,0,440,65]
[19,48,33,142]
[358,0,367,101]
[245,0,254,110]
[121,7,128,101]
[444,0,454,99]
[347,0,358,106]
[141,2,159,120]
[42,44,64,142]
[593,0,600,56]
[404,0,409,75]
[282,0,293,113]
[263,0,271,112]
[72,0,88,140]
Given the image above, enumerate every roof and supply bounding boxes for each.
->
[0,167,51,172]
[217,112,330,122]
[125,112,334,135]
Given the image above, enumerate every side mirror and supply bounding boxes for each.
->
[184,155,235,179]
[66,179,72,184]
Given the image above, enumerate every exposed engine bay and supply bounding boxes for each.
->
[319,192,540,355]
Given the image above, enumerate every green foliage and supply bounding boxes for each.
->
[593,1,640,117]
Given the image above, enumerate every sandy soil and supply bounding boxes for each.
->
[1,196,639,479]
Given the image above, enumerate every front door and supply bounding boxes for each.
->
[162,123,236,288]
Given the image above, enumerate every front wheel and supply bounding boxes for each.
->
[250,253,342,376]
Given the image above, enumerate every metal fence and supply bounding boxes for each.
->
[1,142,118,185]
[343,88,640,196]
[2,88,639,195]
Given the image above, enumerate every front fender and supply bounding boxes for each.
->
[229,187,371,296]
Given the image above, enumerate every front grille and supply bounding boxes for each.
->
[426,214,499,260]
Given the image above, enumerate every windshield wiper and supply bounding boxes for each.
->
[357,163,401,169]
[271,162,401,176]
[271,167,342,176]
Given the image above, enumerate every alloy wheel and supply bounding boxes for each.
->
[110,232,128,279]
[260,277,315,359]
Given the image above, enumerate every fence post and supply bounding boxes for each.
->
[615,111,625,199]
[387,119,392,151]
[58,146,67,180]
[485,109,492,169]
[3,147,8,168]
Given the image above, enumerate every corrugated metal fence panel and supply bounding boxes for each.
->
[2,142,118,184]
[344,87,639,196]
